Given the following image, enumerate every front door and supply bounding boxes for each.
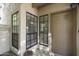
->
[51,10,76,56]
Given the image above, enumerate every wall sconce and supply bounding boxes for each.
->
[0,3,4,9]
[70,3,79,8]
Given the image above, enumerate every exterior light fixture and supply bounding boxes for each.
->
[0,4,4,9]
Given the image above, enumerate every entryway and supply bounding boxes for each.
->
[51,9,76,56]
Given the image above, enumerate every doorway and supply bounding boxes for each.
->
[51,9,76,56]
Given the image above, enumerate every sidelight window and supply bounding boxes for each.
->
[39,14,48,46]
[12,11,19,49]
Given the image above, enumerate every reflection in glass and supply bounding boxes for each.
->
[40,24,44,32]
[27,35,30,40]
[44,34,48,44]
[39,33,43,44]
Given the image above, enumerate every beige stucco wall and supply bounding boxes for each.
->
[0,4,10,54]
[3,3,21,55]
[0,3,21,54]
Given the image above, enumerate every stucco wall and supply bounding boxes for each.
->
[0,26,10,54]
[0,4,11,54]
[0,3,21,55]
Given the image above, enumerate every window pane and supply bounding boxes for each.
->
[34,22,38,32]
[40,23,44,32]
[13,14,16,21]
[44,34,48,44]
[39,33,43,43]
[26,35,30,41]
[44,15,48,22]
[39,16,43,22]
[26,40,30,48]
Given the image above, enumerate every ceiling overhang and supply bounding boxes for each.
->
[32,3,49,8]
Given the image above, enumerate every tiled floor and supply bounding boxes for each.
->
[54,53,61,56]
[0,51,60,56]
